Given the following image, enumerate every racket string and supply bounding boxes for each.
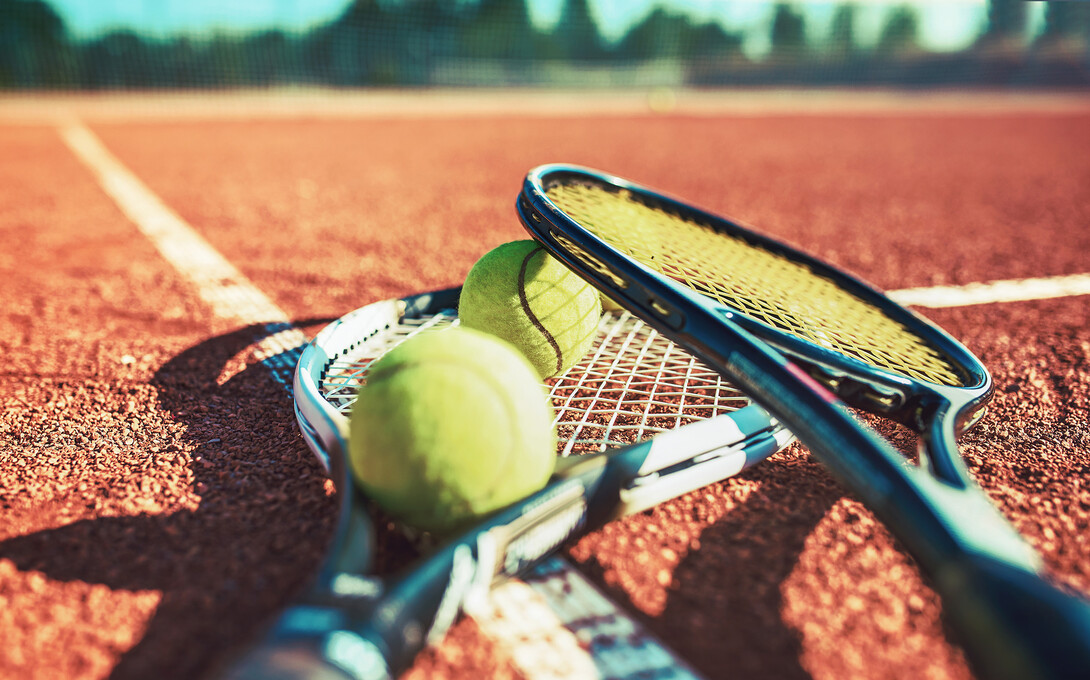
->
[547,311,651,456]
[322,312,459,414]
[319,309,748,458]
[545,183,965,388]
[550,312,745,454]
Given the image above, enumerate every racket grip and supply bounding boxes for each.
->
[216,634,370,680]
[214,597,396,680]
[938,554,1090,680]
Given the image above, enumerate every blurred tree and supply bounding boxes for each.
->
[246,31,292,85]
[401,0,462,82]
[876,5,919,55]
[981,0,1026,44]
[165,36,201,88]
[317,0,398,85]
[685,20,743,61]
[460,0,536,60]
[207,34,249,87]
[618,8,740,61]
[555,0,607,61]
[769,3,806,60]
[827,4,857,59]
[618,9,688,60]
[310,0,469,85]
[80,31,165,89]
[1037,0,1090,45]
[0,0,73,87]
[973,0,1028,85]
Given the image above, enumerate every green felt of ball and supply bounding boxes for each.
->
[348,326,557,535]
[459,240,602,379]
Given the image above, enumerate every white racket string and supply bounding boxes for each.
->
[318,309,751,459]
[321,310,458,413]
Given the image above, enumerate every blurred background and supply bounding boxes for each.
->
[1,0,1088,91]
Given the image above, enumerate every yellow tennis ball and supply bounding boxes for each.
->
[348,327,557,535]
[459,240,602,379]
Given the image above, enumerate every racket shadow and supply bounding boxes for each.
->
[660,420,971,680]
[562,446,831,680]
[661,451,833,680]
[568,419,965,680]
[0,321,337,680]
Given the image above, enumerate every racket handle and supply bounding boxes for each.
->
[939,554,1090,680]
[216,633,375,680]
[212,605,397,680]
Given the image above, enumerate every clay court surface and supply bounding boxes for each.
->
[1,89,1089,679]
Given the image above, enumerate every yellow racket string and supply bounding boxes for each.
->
[546,183,964,387]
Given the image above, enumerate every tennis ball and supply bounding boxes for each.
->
[459,240,602,379]
[348,326,557,535]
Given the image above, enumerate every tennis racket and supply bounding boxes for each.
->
[517,164,1090,680]
[218,286,792,679]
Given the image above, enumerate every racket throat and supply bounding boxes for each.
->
[477,479,591,581]
[902,463,1041,576]
[915,397,979,488]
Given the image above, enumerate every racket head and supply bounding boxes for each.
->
[255,288,791,680]
[518,164,993,435]
[292,286,788,586]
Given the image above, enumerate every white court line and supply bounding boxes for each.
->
[58,119,697,680]
[59,122,290,327]
[889,274,1090,308]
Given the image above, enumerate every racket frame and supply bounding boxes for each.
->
[224,288,791,679]
[517,163,1090,680]
[517,164,1035,563]
[519,164,992,428]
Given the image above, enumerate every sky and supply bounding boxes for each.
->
[44,0,1042,59]
[47,0,353,39]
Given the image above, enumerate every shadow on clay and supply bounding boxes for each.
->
[0,321,338,680]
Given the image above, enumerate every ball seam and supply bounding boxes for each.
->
[518,245,564,375]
